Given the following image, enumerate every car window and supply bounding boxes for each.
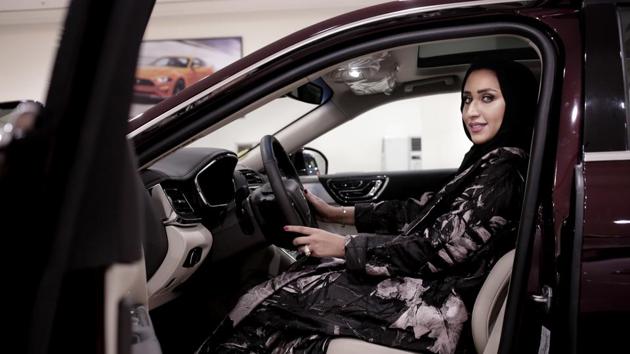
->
[618,7,630,148]
[186,35,535,174]
[306,93,470,173]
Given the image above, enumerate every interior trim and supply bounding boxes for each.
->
[147,225,213,309]
[584,151,630,161]
[104,260,146,354]
[194,153,238,207]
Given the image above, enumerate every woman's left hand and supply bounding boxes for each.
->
[284,225,346,258]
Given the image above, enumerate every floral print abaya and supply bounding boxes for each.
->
[198,147,528,354]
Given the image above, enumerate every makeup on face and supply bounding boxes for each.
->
[461,69,506,145]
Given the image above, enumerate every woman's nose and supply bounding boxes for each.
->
[465,100,480,117]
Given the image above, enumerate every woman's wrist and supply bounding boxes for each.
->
[339,206,347,224]
[337,206,354,225]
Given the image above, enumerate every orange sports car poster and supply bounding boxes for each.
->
[131,37,242,117]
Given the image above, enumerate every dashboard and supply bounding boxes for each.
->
[141,147,268,308]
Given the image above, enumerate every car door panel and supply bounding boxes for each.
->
[579,159,630,353]
[302,170,454,235]
[318,169,455,206]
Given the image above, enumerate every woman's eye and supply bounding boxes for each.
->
[463,96,472,104]
[482,95,494,103]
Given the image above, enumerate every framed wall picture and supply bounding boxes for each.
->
[131,37,242,117]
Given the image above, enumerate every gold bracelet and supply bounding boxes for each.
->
[341,206,347,224]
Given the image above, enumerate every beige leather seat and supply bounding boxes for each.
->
[327,338,419,353]
[471,249,514,354]
[326,250,515,354]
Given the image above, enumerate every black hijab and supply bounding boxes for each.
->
[457,59,539,173]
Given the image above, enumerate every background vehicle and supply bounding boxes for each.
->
[134,55,214,100]
[3,0,629,354]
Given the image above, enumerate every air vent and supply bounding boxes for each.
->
[240,169,265,187]
[163,188,194,214]
[411,137,422,152]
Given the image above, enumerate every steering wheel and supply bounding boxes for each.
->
[260,135,317,237]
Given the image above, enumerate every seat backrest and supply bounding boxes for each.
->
[471,249,515,354]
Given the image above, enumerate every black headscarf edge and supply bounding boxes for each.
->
[457,59,539,173]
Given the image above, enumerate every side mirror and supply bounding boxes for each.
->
[291,147,328,176]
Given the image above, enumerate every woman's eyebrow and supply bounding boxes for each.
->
[476,88,499,94]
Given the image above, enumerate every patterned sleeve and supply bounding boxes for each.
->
[354,192,434,234]
[345,160,524,277]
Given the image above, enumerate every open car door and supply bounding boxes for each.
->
[2,0,161,353]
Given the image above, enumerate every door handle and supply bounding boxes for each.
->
[326,176,388,203]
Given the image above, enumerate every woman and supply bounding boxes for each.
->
[198,59,538,354]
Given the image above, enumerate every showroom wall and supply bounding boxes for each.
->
[0,21,60,103]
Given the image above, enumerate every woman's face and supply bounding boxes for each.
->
[462,69,506,145]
